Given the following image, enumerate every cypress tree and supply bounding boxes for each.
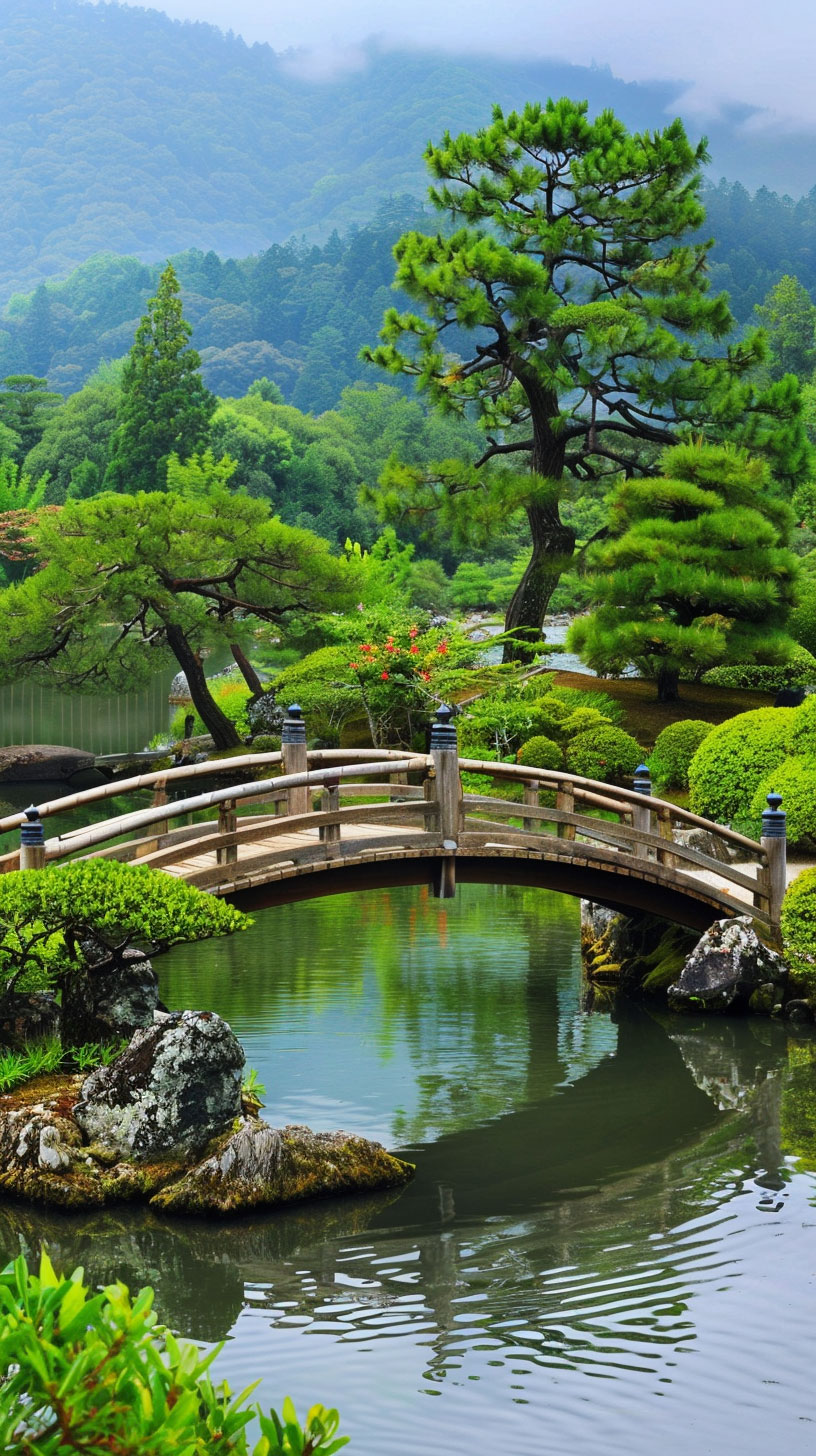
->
[105,263,215,493]
[569,443,800,701]
[364,99,811,660]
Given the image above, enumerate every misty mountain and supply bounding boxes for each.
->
[3,0,816,299]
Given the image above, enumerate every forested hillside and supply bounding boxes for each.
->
[3,0,816,298]
[3,184,816,408]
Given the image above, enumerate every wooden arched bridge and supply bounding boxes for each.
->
[0,707,787,939]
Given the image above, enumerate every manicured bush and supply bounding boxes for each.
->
[516,735,562,770]
[546,685,624,723]
[789,574,816,656]
[687,707,795,823]
[170,677,253,739]
[781,868,816,983]
[701,643,816,691]
[749,758,816,848]
[565,725,644,784]
[0,861,248,997]
[0,1252,347,1455]
[248,734,281,754]
[561,707,613,737]
[788,693,816,756]
[649,719,714,790]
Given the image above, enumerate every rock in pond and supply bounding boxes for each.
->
[0,744,95,783]
[152,1120,413,1215]
[61,946,160,1047]
[74,1009,245,1161]
[668,916,788,1014]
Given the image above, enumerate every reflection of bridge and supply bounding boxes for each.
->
[0,707,786,937]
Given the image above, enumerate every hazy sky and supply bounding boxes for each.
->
[133,0,816,130]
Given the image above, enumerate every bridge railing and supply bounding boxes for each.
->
[0,702,785,932]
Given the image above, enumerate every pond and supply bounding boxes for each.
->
[2,882,816,1455]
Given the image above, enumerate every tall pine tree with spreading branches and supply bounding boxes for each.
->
[105,263,215,493]
[569,443,800,700]
[364,99,811,660]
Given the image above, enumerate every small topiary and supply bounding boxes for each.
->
[649,719,714,790]
[749,758,816,848]
[565,725,643,784]
[561,707,612,738]
[516,735,562,770]
[781,868,816,983]
[788,694,816,757]
[687,707,795,823]
[249,734,281,754]
[701,644,816,691]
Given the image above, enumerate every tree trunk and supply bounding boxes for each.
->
[656,665,680,702]
[501,368,576,664]
[229,640,264,696]
[165,623,241,749]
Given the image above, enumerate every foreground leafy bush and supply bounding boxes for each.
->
[0,860,248,997]
[649,719,714,790]
[516,735,562,770]
[565,726,643,784]
[0,1252,348,1455]
[781,869,816,983]
[171,677,253,739]
[701,643,816,691]
[788,693,816,756]
[687,707,795,823]
[749,758,816,848]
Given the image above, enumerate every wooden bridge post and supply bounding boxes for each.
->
[281,704,310,817]
[430,704,462,899]
[320,778,341,849]
[523,780,540,835]
[761,792,787,945]
[19,806,45,871]
[556,781,576,840]
[217,799,238,865]
[631,764,653,860]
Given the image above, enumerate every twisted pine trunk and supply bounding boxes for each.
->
[165,624,241,749]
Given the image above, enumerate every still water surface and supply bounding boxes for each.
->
[2,883,816,1454]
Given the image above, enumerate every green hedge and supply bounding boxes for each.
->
[565,725,643,785]
[789,576,816,657]
[781,868,816,984]
[788,694,816,756]
[687,707,796,823]
[701,644,816,691]
[516,735,562,770]
[649,719,714,790]
[749,758,816,848]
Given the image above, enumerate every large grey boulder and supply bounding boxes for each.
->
[0,745,94,782]
[673,825,733,865]
[74,1010,244,1161]
[668,916,788,1014]
[61,947,160,1047]
[0,992,60,1049]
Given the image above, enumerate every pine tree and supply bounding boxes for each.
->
[754,275,816,381]
[104,263,215,493]
[364,99,811,660]
[568,443,800,700]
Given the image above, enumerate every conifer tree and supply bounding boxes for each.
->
[568,443,800,700]
[364,100,811,659]
[104,263,215,493]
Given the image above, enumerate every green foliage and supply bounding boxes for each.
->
[788,693,816,755]
[701,644,816,690]
[249,734,281,754]
[749,758,816,848]
[0,458,48,511]
[0,1038,126,1092]
[516,735,562,770]
[546,685,624,724]
[22,376,119,502]
[565,726,644,785]
[687,707,795,822]
[649,720,715,790]
[104,263,216,494]
[754,275,816,381]
[570,443,801,700]
[170,678,253,740]
[0,861,248,999]
[0,376,61,460]
[788,573,816,656]
[782,870,816,984]
[449,561,495,611]
[0,1252,348,1455]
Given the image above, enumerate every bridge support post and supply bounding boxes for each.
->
[523,780,539,835]
[20,806,45,871]
[430,704,461,900]
[217,799,238,865]
[760,792,786,946]
[632,764,653,860]
[282,704,309,817]
[320,778,341,850]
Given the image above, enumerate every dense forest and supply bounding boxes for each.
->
[3,183,816,408]
[2,0,816,298]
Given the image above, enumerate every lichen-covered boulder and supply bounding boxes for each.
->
[151,1119,414,1216]
[0,992,60,1049]
[74,1010,244,1161]
[0,1079,104,1208]
[247,690,283,736]
[61,948,160,1047]
[668,916,788,1014]
[673,825,733,865]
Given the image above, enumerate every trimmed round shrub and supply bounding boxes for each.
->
[546,685,624,724]
[649,719,714,790]
[749,758,816,848]
[687,707,794,823]
[249,733,281,754]
[781,868,816,982]
[789,694,816,757]
[565,725,643,784]
[516,735,562,770]
[561,707,612,738]
[789,576,816,656]
[701,644,816,691]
